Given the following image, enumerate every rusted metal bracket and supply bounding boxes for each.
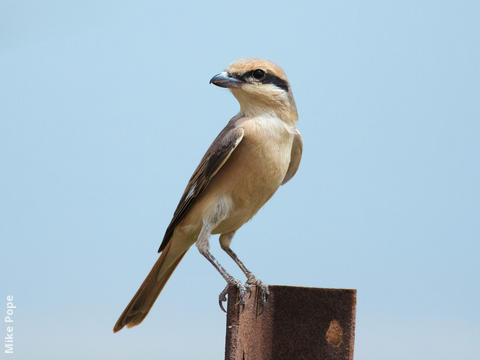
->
[225,286,357,360]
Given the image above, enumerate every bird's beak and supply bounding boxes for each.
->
[209,72,243,88]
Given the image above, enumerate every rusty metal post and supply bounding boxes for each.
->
[225,286,356,360]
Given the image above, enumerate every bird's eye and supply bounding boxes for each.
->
[252,69,265,80]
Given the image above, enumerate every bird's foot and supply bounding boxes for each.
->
[219,278,250,313]
[246,275,270,313]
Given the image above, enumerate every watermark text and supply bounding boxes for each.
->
[4,295,15,355]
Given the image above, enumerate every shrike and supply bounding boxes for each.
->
[114,58,302,332]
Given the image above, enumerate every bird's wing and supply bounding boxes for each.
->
[281,129,303,185]
[158,118,245,252]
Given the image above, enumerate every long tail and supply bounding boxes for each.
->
[113,241,187,332]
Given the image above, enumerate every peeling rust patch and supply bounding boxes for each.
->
[326,319,344,348]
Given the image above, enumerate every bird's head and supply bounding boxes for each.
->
[210,58,297,123]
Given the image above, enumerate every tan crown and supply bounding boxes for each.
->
[226,58,288,82]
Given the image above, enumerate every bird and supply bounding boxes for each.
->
[113,58,302,332]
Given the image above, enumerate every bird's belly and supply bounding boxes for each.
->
[211,132,293,234]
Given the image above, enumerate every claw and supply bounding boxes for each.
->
[219,291,228,312]
[237,301,245,312]
[219,300,227,313]
[218,278,248,313]
[245,283,253,299]
[246,275,270,314]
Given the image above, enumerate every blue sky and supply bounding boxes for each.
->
[1,1,479,359]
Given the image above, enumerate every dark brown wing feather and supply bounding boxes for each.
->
[158,115,245,252]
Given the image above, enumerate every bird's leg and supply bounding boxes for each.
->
[220,232,270,309]
[196,212,248,312]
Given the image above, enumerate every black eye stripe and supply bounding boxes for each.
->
[260,73,289,92]
[230,71,289,92]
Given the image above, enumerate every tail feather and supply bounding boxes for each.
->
[113,242,187,332]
